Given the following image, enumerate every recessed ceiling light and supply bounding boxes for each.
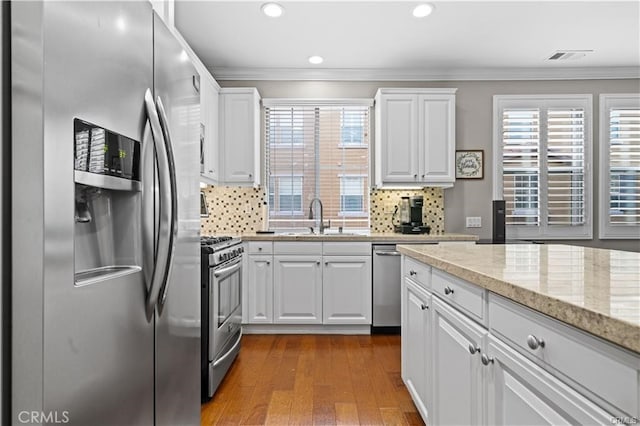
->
[412,3,435,18]
[261,3,284,18]
[308,56,324,65]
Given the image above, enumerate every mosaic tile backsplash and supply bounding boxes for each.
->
[369,188,444,233]
[201,186,444,235]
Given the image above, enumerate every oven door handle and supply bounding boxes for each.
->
[213,259,242,279]
[213,329,242,368]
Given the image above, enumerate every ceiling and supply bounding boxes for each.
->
[174,1,640,81]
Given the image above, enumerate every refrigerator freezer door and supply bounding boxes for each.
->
[152,13,201,426]
[12,2,155,424]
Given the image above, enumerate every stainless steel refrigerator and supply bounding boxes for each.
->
[7,2,200,424]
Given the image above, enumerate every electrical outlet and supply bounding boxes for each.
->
[466,216,482,228]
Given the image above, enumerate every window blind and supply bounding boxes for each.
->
[264,103,371,230]
[608,107,640,226]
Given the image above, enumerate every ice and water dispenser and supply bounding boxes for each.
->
[73,118,144,285]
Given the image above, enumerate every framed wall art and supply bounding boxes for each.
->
[455,150,484,179]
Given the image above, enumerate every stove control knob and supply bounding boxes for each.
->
[218,254,223,262]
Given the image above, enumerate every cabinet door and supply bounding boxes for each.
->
[402,278,431,421]
[273,255,322,324]
[322,256,371,324]
[486,336,612,426]
[220,91,258,184]
[377,94,419,184]
[431,297,486,426]
[418,94,455,183]
[200,76,219,183]
[246,255,273,323]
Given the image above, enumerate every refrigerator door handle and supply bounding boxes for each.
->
[155,95,179,312]
[143,88,173,318]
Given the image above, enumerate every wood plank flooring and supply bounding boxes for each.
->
[201,334,424,426]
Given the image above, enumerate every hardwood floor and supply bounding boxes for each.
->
[201,334,424,426]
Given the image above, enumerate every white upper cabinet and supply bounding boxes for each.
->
[219,88,261,186]
[200,76,219,184]
[375,88,456,188]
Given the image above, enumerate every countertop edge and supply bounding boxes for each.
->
[239,233,479,242]
[397,245,640,355]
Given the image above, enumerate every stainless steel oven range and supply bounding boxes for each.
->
[201,236,243,401]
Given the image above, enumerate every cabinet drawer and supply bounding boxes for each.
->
[489,293,640,417]
[403,257,430,290]
[274,241,322,255]
[432,269,486,325]
[247,241,273,255]
[323,242,370,256]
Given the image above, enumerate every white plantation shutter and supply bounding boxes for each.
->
[264,100,372,230]
[502,109,540,226]
[546,108,586,225]
[495,96,592,239]
[600,94,640,239]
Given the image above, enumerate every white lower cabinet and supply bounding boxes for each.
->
[486,335,611,425]
[431,297,486,426]
[246,255,273,323]
[322,256,371,324]
[402,278,431,420]
[273,255,323,324]
[400,258,638,426]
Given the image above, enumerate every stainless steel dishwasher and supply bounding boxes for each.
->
[372,244,403,333]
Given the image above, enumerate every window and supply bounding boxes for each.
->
[264,100,372,230]
[339,176,366,215]
[493,95,592,239]
[340,109,365,146]
[599,94,640,239]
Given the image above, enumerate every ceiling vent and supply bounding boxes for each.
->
[547,50,593,61]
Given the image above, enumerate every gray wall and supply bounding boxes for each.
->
[220,79,640,252]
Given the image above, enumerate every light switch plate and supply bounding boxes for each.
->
[466,216,482,228]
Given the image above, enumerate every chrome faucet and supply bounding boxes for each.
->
[308,197,328,234]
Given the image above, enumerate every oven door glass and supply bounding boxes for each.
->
[214,258,241,328]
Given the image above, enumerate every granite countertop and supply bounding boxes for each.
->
[239,232,479,242]
[397,244,640,353]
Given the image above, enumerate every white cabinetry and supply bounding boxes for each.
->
[402,277,431,420]
[400,258,638,426]
[486,335,611,425]
[375,88,456,188]
[200,76,219,183]
[246,255,273,323]
[244,241,372,327]
[323,256,371,324]
[219,88,260,186]
[431,297,486,426]
[273,255,322,324]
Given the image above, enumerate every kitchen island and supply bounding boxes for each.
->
[397,243,639,425]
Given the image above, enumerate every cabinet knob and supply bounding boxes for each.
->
[526,335,545,350]
[258,247,262,251]
[414,174,418,179]
[421,174,425,179]
[266,261,270,265]
[468,344,480,355]
[325,261,329,266]
[208,170,213,173]
[409,270,417,276]
[481,353,494,366]
[444,286,454,295]
[316,261,320,265]
[420,303,429,310]
[249,173,253,178]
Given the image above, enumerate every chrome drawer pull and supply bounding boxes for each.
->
[481,354,494,366]
[468,344,480,355]
[420,303,429,311]
[409,270,417,276]
[444,286,454,295]
[527,335,545,350]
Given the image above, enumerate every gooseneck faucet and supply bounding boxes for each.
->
[308,197,327,234]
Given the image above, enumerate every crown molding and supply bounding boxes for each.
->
[210,66,640,82]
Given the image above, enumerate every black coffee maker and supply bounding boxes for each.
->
[394,195,431,234]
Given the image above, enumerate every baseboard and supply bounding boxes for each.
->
[242,324,371,335]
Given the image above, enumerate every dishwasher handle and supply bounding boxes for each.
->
[374,250,401,256]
